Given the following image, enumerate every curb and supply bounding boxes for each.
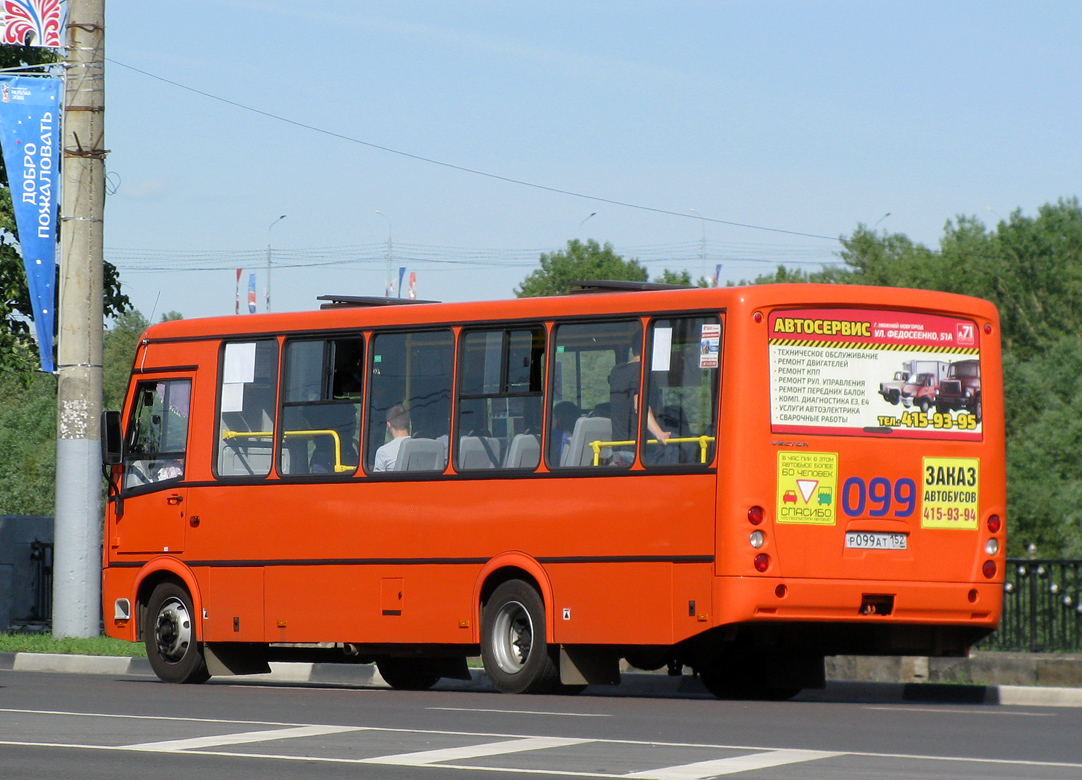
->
[4,652,1082,707]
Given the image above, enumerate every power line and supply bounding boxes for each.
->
[108,58,840,242]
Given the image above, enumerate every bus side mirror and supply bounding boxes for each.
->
[101,410,123,466]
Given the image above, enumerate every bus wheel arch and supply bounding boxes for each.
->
[474,554,555,644]
[133,561,203,645]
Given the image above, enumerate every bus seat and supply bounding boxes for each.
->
[220,444,273,476]
[458,436,502,469]
[560,417,612,467]
[394,437,445,472]
[503,433,540,469]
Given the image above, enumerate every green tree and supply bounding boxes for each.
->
[515,239,648,297]
[652,269,710,287]
[0,371,57,515]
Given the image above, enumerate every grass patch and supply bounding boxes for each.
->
[0,632,145,657]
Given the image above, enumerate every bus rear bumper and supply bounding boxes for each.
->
[713,576,1000,654]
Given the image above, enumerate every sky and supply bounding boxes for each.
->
[99,1,1082,321]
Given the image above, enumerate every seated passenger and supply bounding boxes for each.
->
[373,404,411,472]
[550,401,580,464]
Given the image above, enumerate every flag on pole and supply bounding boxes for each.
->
[0,75,61,371]
[235,269,242,314]
[713,263,723,288]
[248,274,257,313]
[407,272,417,300]
[398,266,406,299]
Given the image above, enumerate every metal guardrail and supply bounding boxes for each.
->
[979,558,1082,652]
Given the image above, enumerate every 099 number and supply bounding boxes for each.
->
[841,476,917,518]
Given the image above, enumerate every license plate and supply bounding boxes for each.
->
[845,532,907,550]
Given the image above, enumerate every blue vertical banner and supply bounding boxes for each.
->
[0,75,61,372]
[247,274,257,313]
[397,266,406,299]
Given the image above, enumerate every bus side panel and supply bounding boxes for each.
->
[263,564,478,644]
[201,566,265,643]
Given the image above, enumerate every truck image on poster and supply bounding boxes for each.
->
[769,308,981,440]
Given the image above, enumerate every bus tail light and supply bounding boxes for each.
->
[775,584,787,598]
[985,538,999,555]
[749,530,765,549]
[754,553,769,572]
[748,506,764,525]
[987,514,1002,533]
[968,589,979,603]
[982,560,997,579]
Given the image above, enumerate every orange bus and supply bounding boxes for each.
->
[101,281,1006,698]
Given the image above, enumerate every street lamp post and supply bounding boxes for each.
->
[266,214,286,312]
[376,211,392,297]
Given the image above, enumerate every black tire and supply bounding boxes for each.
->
[888,390,900,405]
[144,582,209,684]
[481,580,560,694]
[974,394,982,423]
[376,658,441,691]
[917,397,930,414]
[935,403,949,415]
[697,655,802,701]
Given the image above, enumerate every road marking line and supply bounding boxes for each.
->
[126,724,362,751]
[429,707,610,718]
[864,705,1054,717]
[624,749,843,779]
[363,736,590,766]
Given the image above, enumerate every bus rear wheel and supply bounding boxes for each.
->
[481,580,560,694]
[144,582,209,684]
[376,658,441,691]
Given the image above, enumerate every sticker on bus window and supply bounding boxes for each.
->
[777,451,838,525]
[768,308,982,441]
[921,457,980,529]
[700,324,720,368]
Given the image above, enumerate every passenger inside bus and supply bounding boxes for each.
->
[608,339,670,465]
[373,404,411,472]
[549,401,580,464]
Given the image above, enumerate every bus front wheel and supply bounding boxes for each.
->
[144,582,210,684]
[481,580,560,694]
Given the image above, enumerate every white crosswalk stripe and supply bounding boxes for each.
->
[626,748,843,778]
[363,736,591,766]
[126,724,362,752]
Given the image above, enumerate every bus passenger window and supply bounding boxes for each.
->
[123,379,191,491]
[456,327,545,471]
[366,329,453,473]
[642,316,720,467]
[279,336,364,476]
[549,320,641,468]
[216,340,279,478]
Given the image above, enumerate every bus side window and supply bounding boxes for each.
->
[642,316,720,467]
[549,320,641,469]
[279,336,364,476]
[123,379,191,491]
[365,329,454,474]
[456,326,545,471]
[216,340,280,478]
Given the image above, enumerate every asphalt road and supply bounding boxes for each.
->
[2,669,1081,780]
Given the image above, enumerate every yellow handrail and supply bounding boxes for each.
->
[589,436,716,466]
[222,429,354,473]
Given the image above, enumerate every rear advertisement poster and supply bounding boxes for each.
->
[768,308,981,440]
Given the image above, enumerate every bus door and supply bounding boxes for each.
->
[114,375,194,555]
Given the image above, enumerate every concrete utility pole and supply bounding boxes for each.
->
[53,0,106,638]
